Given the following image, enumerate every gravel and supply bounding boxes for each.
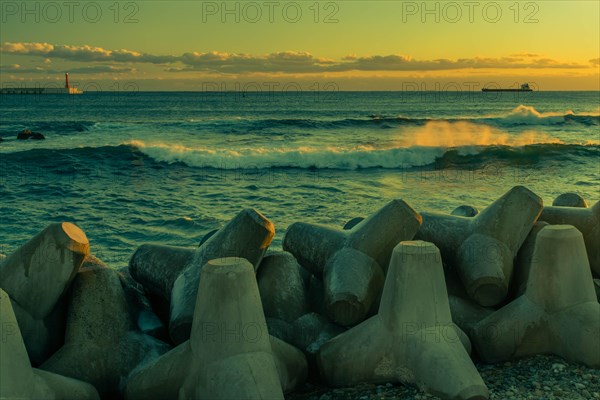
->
[286,355,600,400]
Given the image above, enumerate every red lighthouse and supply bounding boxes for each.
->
[65,72,70,89]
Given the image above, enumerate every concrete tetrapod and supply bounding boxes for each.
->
[445,271,493,334]
[266,317,296,344]
[8,295,68,366]
[283,200,421,326]
[118,266,167,340]
[343,217,364,230]
[125,258,285,400]
[129,209,274,343]
[451,205,480,217]
[290,312,346,357]
[0,222,90,364]
[538,201,599,277]
[171,209,275,343]
[129,244,194,303]
[257,252,310,323]
[318,241,489,400]
[471,225,600,367]
[41,257,170,399]
[129,244,195,324]
[307,275,326,315]
[514,221,549,296]
[269,335,309,394]
[286,312,347,381]
[416,186,543,307]
[0,289,100,400]
[552,192,588,208]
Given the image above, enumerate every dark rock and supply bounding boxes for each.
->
[17,129,32,140]
[17,129,45,140]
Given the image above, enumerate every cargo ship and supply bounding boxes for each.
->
[0,73,83,94]
[482,83,533,92]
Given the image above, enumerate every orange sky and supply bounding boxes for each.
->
[1,1,598,90]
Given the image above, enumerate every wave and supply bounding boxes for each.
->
[477,105,599,127]
[0,120,97,136]
[177,105,598,131]
[153,107,599,132]
[130,139,600,169]
[364,106,598,128]
[2,140,598,171]
[1,106,595,138]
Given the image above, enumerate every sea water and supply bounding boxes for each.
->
[0,91,598,265]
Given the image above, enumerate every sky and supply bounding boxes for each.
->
[1,1,599,90]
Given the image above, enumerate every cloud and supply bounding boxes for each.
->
[68,65,136,73]
[0,64,135,74]
[1,42,176,64]
[177,51,336,73]
[0,64,46,73]
[166,52,592,74]
[327,55,588,72]
[1,41,593,75]
[590,58,600,66]
[510,53,541,58]
[2,42,54,53]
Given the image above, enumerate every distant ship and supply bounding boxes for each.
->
[482,83,533,92]
[0,73,83,95]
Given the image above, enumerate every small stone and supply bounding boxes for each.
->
[551,363,566,371]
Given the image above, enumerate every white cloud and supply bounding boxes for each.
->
[1,42,593,75]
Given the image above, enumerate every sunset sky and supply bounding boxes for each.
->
[1,1,598,90]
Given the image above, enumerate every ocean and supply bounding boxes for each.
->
[1,91,598,266]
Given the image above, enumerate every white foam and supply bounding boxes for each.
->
[127,122,566,170]
[128,140,446,169]
[481,105,598,126]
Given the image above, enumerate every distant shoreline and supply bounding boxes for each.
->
[2,89,599,93]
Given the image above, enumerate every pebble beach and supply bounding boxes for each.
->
[289,355,600,400]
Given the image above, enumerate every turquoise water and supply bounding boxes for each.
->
[1,91,598,265]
